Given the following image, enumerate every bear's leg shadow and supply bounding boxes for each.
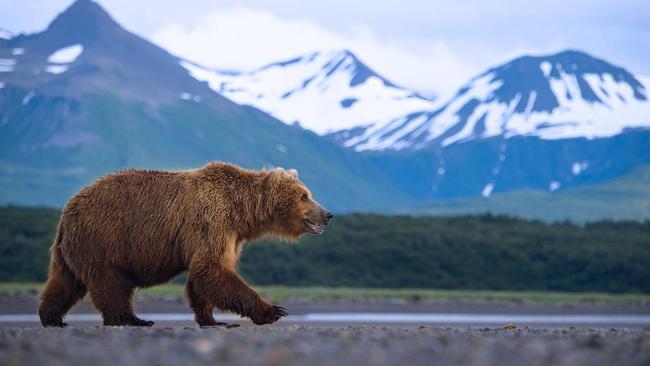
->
[38,247,87,327]
[86,268,154,327]
[187,261,287,325]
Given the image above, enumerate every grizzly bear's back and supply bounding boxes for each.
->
[59,169,200,286]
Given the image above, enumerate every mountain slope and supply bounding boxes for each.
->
[341,50,650,151]
[366,130,650,201]
[406,164,650,222]
[0,0,410,211]
[181,50,438,134]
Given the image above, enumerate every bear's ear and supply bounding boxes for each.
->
[287,169,298,178]
[267,167,286,184]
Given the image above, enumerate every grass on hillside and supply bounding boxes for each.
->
[1,283,648,305]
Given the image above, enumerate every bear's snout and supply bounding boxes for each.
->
[302,205,333,235]
[323,211,333,225]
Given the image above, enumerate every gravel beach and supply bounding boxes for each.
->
[1,293,649,365]
[1,325,649,366]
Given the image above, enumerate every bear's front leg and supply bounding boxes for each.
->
[186,278,223,327]
[187,261,287,325]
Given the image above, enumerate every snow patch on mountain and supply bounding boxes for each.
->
[0,58,16,72]
[41,44,83,75]
[572,161,589,175]
[0,29,12,40]
[180,92,202,102]
[276,144,288,153]
[549,181,561,191]
[181,50,438,134]
[343,112,432,150]
[482,183,494,197]
[45,65,69,74]
[540,61,552,77]
[47,44,83,64]
[22,91,35,106]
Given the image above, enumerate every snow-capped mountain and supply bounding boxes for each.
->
[180,50,438,134]
[342,50,650,151]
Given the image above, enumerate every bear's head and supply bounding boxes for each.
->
[263,167,333,240]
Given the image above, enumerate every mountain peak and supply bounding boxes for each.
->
[480,48,647,113]
[332,48,357,59]
[46,0,121,41]
[495,49,637,81]
[549,49,593,58]
[325,49,397,88]
[191,48,438,134]
[0,0,239,106]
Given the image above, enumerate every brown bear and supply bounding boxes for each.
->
[38,162,332,327]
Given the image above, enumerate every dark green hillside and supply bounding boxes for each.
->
[0,94,409,211]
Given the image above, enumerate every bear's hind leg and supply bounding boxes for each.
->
[38,246,87,327]
[87,269,153,327]
[39,268,87,327]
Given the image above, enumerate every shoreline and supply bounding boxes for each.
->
[2,292,650,329]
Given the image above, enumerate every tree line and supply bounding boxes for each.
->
[1,206,648,293]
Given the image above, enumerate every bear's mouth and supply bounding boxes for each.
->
[303,218,323,235]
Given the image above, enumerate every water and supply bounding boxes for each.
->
[2,313,650,325]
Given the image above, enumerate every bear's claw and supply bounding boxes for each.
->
[251,305,289,325]
[274,306,288,317]
[129,317,155,327]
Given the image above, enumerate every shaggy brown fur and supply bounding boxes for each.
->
[38,162,332,327]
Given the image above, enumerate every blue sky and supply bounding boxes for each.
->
[1,0,648,96]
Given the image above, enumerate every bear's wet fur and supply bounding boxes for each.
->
[38,162,332,327]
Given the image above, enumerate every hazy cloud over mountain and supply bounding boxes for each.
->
[1,0,648,97]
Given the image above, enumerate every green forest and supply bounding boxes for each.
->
[1,206,649,293]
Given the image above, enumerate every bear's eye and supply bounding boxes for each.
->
[301,193,309,202]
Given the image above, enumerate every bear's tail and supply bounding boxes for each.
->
[38,221,86,327]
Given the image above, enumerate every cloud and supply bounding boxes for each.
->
[149,7,478,95]
[3,0,648,93]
